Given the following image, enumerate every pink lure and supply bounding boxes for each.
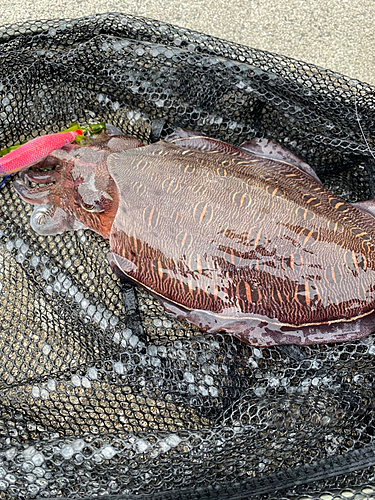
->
[0,130,83,175]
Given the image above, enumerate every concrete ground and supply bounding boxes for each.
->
[1,0,374,85]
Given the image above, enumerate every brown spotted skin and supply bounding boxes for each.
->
[108,140,375,326]
[13,130,375,346]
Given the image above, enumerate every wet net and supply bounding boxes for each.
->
[1,12,375,500]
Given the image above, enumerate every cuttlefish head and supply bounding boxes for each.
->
[13,133,143,238]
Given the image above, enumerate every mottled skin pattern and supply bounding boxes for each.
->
[13,129,375,346]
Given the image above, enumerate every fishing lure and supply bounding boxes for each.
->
[0,129,83,176]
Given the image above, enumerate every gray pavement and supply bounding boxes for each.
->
[1,0,374,85]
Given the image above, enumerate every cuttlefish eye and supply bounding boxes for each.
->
[78,199,104,213]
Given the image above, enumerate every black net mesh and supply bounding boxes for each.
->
[1,12,375,500]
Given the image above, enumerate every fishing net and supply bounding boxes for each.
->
[1,12,375,500]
